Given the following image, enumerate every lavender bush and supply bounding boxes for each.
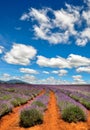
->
[55,90,87,122]
[0,84,43,118]
[62,105,86,123]
[0,101,13,118]
[56,87,90,110]
[20,108,43,127]
[19,93,49,127]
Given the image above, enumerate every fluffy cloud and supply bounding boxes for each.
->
[32,5,79,44]
[37,54,90,69]
[37,55,70,68]
[52,69,68,76]
[2,73,10,78]
[20,13,30,21]
[36,76,69,84]
[20,5,79,44]
[1,73,11,81]
[34,25,69,44]
[72,75,86,84]
[76,27,90,46]
[43,71,49,74]
[4,43,37,65]
[83,10,90,26]
[52,70,58,74]
[20,2,90,46]
[53,4,80,35]
[58,69,68,76]
[0,46,4,54]
[0,73,87,84]
[76,0,90,46]
[67,54,90,67]
[20,68,38,74]
[30,8,49,23]
[76,38,88,46]
[81,28,90,39]
[76,66,90,73]
[20,75,70,84]
[21,74,37,83]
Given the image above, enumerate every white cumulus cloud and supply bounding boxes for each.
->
[37,55,70,68]
[37,54,90,69]
[67,54,90,67]
[20,68,38,74]
[20,3,90,46]
[72,75,86,84]
[43,71,49,74]
[76,66,90,73]
[58,69,68,76]
[20,13,30,21]
[37,76,69,85]
[52,69,68,76]
[4,43,37,65]
[20,0,90,46]
[21,74,37,84]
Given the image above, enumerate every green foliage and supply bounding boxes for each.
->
[20,109,43,127]
[70,95,79,102]
[0,104,12,118]
[62,105,86,123]
[6,88,15,92]
[30,95,34,99]
[70,94,90,110]
[80,99,90,110]
[0,95,11,100]
[59,101,73,108]
[33,93,37,97]
[11,97,27,107]
[33,101,45,107]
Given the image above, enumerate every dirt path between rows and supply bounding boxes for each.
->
[28,91,90,130]
[0,91,90,130]
[41,91,60,130]
[0,90,45,130]
[19,91,61,130]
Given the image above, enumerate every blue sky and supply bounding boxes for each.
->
[0,0,90,84]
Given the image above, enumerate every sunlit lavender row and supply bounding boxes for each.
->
[0,84,43,118]
[0,84,90,123]
[54,89,87,122]
[58,88,90,110]
[20,92,49,113]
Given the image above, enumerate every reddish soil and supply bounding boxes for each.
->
[0,90,45,130]
[28,91,90,130]
[0,91,90,130]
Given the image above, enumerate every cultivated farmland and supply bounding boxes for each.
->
[0,84,90,130]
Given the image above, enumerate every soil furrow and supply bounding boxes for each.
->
[0,90,45,130]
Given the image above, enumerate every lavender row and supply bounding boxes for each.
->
[55,90,87,112]
[61,88,90,101]
[60,89,90,110]
[19,92,49,127]
[0,85,43,118]
[20,92,49,113]
[54,90,87,122]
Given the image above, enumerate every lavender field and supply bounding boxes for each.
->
[0,83,90,129]
[0,83,44,118]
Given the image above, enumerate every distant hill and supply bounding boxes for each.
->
[0,80,6,84]
[0,79,28,84]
